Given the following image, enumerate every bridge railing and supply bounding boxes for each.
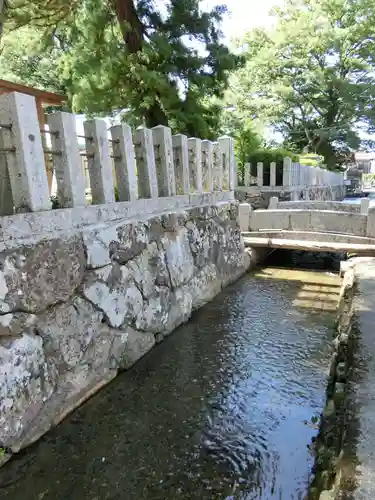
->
[240,158,344,189]
[0,92,235,218]
[238,198,375,240]
[269,197,370,214]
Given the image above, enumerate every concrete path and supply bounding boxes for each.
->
[341,258,375,498]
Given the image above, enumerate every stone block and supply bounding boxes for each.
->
[161,228,195,288]
[110,221,148,264]
[238,203,251,231]
[0,235,85,313]
[0,333,56,451]
[111,326,155,370]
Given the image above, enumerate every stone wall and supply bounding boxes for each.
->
[0,200,250,460]
[235,185,346,209]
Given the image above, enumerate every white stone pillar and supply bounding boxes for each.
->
[133,127,159,199]
[283,157,292,187]
[152,125,176,197]
[361,198,370,214]
[0,92,51,212]
[244,162,251,187]
[268,196,278,209]
[0,128,13,215]
[83,119,115,205]
[218,136,235,190]
[110,123,138,202]
[201,140,213,192]
[48,111,86,208]
[187,138,203,193]
[257,162,263,187]
[238,203,251,231]
[172,134,190,195]
[212,141,223,191]
[367,206,375,238]
[270,162,276,187]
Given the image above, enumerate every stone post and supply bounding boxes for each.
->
[366,206,375,237]
[152,125,176,197]
[270,162,276,187]
[133,127,159,199]
[244,162,251,187]
[361,198,370,214]
[283,157,292,187]
[48,111,86,208]
[83,119,115,204]
[257,162,263,187]
[268,196,278,209]
[172,134,190,195]
[110,123,138,202]
[218,136,234,190]
[238,203,251,231]
[0,92,51,212]
[212,141,223,191]
[201,140,213,192]
[187,138,203,193]
[0,128,13,215]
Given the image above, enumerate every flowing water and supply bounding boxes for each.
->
[0,260,340,500]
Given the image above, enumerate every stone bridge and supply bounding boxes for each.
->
[239,197,375,255]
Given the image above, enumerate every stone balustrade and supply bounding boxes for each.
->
[0,92,235,217]
[241,158,344,190]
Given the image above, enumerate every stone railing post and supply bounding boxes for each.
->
[110,123,138,202]
[218,136,234,190]
[0,127,13,215]
[238,202,251,231]
[244,162,251,187]
[283,157,292,187]
[133,127,159,199]
[0,92,51,212]
[201,140,213,192]
[367,206,375,238]
[212,141,223,191]
[270,162,276,187]
[152,125,176,197]
[187,138,203,193]
[83,119,115,204]
[268,196,278,209]
[361,198,370,214]
[257,162,263,187]
[172,134,190,195]
[48,111,86,208]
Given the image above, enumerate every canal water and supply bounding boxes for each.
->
[0,261,340,500]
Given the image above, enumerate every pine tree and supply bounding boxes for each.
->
[2,0,240,138]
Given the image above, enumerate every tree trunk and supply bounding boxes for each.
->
[113,0,168,127]
[0,0,5,44]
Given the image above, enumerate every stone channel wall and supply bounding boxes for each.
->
[310,258,374,499]
[235,185,346,209]
[0,199,250,461]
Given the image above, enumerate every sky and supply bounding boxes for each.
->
[201,0,281,42]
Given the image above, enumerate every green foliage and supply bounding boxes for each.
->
[1,0,240,138]
[229,0,375,169]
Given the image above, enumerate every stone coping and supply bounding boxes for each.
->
[0,191,234,250]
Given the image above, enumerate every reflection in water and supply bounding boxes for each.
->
[0,267,340,500]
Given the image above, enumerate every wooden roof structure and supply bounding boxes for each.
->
[0,78,66,106]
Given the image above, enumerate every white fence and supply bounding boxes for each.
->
[242,158,344,189]
[0,92,235,216]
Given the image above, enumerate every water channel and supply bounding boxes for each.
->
[0,257,341,500]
